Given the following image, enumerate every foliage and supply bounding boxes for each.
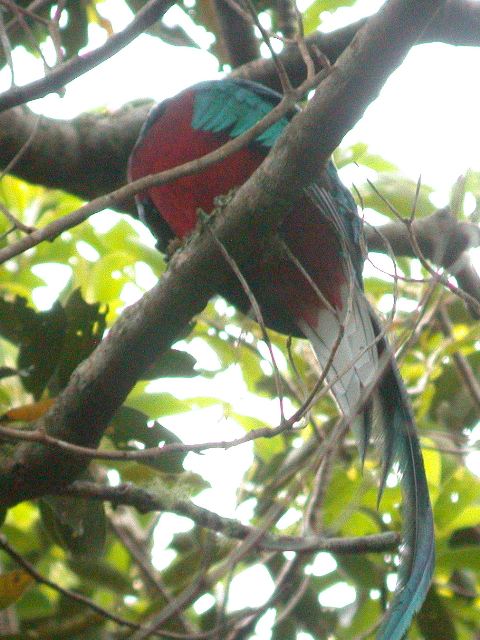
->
[0,2,479,640]
[0,1,112,70]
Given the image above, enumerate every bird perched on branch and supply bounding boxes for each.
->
[128,78,434,640]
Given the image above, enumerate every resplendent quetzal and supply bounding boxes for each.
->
[128,78,434,640]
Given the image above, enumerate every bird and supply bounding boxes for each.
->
[128,78,434,640]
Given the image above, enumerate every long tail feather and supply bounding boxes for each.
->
[299,294,434,639]
[374,332,435,640]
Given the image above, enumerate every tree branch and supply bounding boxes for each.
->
[0,0,447,508]
[365,208,480,313]
[437,306,480,410]
[0,103,150,207]
[58,481,400,554]
[213,0,260,67]
[0,0,175,113]
[0,534,139,632]
[233,0,480,91]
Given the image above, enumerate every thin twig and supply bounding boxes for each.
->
[48,0,67,66]
[0,201,35,233]
[129,538,215,640]
[303,450,335,534]
[0,534,140,631]
[0,0,52,72]
[244,0,292,93]
[366,177,480,316]
[108,512,194,635]
[407,219,480,316]
[0,6,15,85]
[208,225,286,422]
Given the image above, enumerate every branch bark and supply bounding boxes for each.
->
[213,0,260,67]
[0,103,150,207]
[58,481,400,553]
[0,0,447,508]
[365,208,480,315]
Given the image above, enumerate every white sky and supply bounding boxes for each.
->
[2,1,479,630]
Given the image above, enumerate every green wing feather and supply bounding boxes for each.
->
[192,79,292,148]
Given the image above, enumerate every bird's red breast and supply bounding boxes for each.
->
[129,88,346,320]
[129,89,266,239]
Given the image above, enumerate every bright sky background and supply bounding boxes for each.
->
[2,1,480,633]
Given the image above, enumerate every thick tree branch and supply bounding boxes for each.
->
[213,0,260,67]
[0,106,477,291]
[0,103,150,206]
[0,0,447,507]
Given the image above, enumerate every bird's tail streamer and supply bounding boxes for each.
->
[374,326,434,640]
[300,301,434,640]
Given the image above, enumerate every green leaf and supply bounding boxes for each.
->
[47,290,106,394]
[302,0,356,34]
[334,143,397,172]
[422,438,442,500]
[435,467,480,535]
[417,586,457,640]
[0,294,66,398]
[437,546,480,574]
[231,412,284,461]
[61,0,89,59]
[358,175,435,219]
[341,595,380,639]
[142,348,197,379]
[446,506,480,534]
[125,392,193,417]
[238,347,268,395]
[126,392,219,418]
[337,554,383,589]
[109,406,186,473]
[0,290,106,398]
[90,251,133,302]
[68,558,133,593]
[15,586,53,619]
[39,494,106,557]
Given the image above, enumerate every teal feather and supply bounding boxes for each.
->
[192,79,291,149]
[375,356,435,640]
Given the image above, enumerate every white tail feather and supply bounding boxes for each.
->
[297,285,378,420]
